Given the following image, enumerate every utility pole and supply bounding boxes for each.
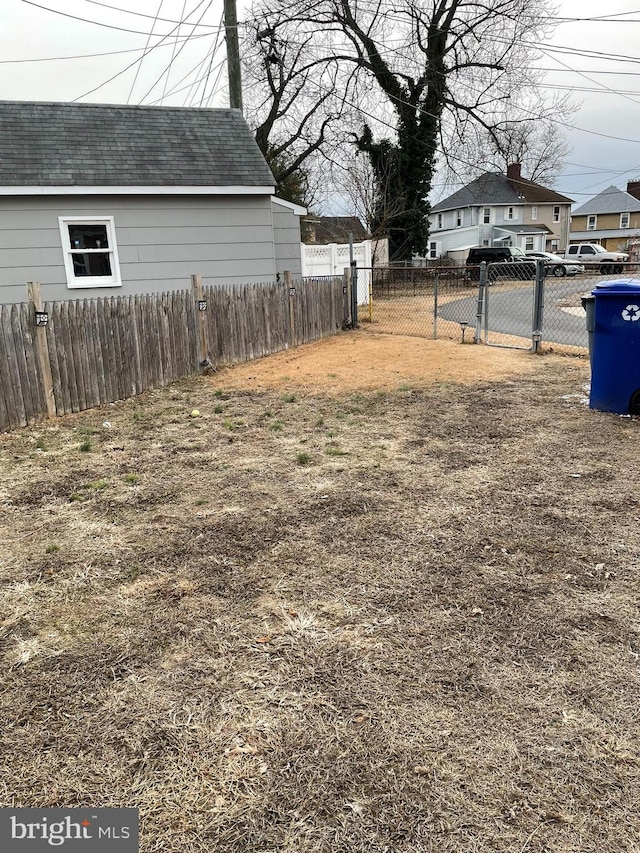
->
[224,0,243,112]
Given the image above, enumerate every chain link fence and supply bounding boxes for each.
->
[366,261,640,354]
[367,266,478,340]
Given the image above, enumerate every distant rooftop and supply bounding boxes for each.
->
[303,215,369,244]
[432,166,573,212]
[572,185,640,216]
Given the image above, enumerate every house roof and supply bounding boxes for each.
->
[0,100,275,189]
[431,172,573,212]
[572,185,640,216]
[303,216,369,244]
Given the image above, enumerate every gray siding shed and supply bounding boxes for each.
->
[0,101,299,304]
[271,198,304,278]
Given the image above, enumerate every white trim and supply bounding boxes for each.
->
[0,184,275,196]
[59,215,122,289]
[271,196,307,216]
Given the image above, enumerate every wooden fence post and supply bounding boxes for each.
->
[191,274,211,371]
[284,270,296,347]
[26,281,56,418]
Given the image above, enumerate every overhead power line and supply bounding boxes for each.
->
[18,0,189,36]
[79,0,217,28]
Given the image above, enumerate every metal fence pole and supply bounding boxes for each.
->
[350,261,358,328]
[475,263,487,343]
[433,273,439,339]
[532,259,545,352]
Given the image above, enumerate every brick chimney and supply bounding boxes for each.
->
[506,163,522,180]
[627,180,640,201]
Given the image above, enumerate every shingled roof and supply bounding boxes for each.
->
[0,101,274,188]
[432,171,572,212]
[572,185,640,216]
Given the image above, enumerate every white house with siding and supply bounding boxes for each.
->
[0,101,304,304]
[427,164,573,262]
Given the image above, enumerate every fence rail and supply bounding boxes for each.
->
[0,276,347,433]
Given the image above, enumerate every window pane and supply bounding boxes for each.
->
[68,224,109,250]
[72,252,112,277]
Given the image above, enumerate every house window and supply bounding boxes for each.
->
[437,213,443,229]
[551,240,559,252]
[587,214,597,230]
[482,239,489,246]
[525,237,534,251]
[505,206,515,220]
[483,207,490,224]
[621,212,630,228]
[553,206,561,223]
[455,210,462,227]
[59,216,121,289]
[531,206,538,221]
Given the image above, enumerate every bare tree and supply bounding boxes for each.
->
[242,16,353,206]
[439,94,574,189]
[248,0,561,259]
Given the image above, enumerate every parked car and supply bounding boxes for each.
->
[561,243,628,273]
[525,251,585,277]
[466,246,536,281]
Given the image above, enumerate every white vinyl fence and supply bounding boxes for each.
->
[301,240,374,305]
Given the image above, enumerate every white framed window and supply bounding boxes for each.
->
[482,239,489,246]
[455,210,462,227]
[553,206,561,223]
[483,207,490,224]
[621,212,630,228]
[525,237,534,251]
[531,206,538,221]
[505,206,515,221]
[587,214,597,230]
[429,241,438,259]
[59,216,121,289]
[437,213,443,229]
[551,240,559,252]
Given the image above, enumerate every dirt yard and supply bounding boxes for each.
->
[2,328,639,852]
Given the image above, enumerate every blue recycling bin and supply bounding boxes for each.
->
[590,279,640,414]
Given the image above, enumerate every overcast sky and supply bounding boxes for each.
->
[1,0,639,208]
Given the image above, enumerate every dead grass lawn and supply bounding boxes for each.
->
[1,329,639,852]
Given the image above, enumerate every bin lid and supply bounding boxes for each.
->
[592,279,640,296]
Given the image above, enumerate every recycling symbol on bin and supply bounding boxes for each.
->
[621,304,640,322]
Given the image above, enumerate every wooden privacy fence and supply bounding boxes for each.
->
[0,275,348,432]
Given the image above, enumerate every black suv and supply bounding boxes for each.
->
[466,246,536,281]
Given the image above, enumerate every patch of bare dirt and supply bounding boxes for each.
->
[2,330,639,853]
[214,328,548,393]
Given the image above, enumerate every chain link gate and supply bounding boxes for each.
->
[480,260,545,351]
[367,266,479,340]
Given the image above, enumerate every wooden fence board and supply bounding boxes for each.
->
[44,304,62,416]
[50,303,69,414]
[2,305,27,427]
[61,302,80,412]
[0,305,18,430]
[96,297,113,405]
[87,299,106,406]
[10,304,37,424]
